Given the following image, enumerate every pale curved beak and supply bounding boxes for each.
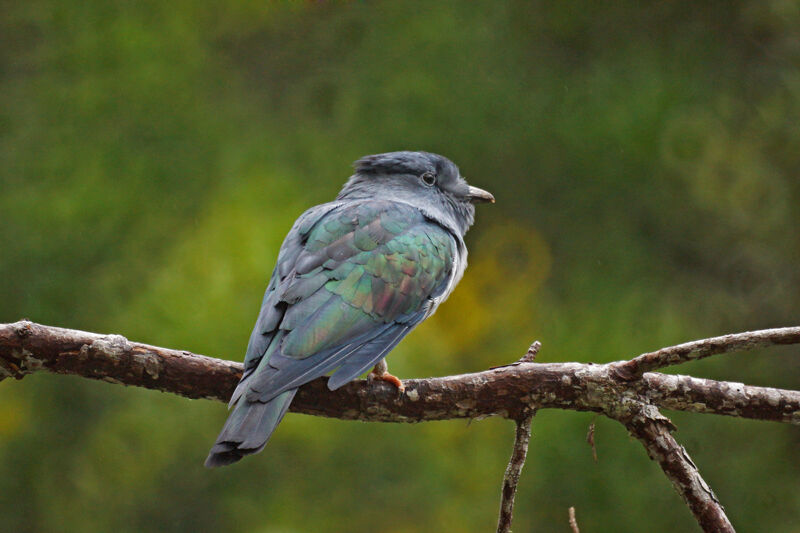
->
[467,185,495,204]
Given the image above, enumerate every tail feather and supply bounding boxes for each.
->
[205,389,297,468]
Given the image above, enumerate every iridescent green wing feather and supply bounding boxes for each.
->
[241,199,455,403]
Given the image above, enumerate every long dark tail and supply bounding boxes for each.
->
[204,388,297,468]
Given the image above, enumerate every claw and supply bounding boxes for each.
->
[368,360,405,393]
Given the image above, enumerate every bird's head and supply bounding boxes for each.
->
[338,151,494,237]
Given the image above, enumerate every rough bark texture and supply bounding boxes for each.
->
[613,327,800,379]
[3,321,797,426]
[2,320,800,533]
[639,373,800,424]
[496,413,534,533]
[616,407,735,532]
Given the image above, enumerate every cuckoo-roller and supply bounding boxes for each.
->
[205,151,493,467]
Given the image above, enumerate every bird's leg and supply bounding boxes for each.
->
[368,359,405,393]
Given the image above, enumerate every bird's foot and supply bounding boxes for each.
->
[368,371,405,392]
[368,360,405,393]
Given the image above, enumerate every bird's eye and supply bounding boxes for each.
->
[420,172,436,186]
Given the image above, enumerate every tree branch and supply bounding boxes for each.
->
[568,506,580,533]
[639,373,800,424]
[3,320,799,532]
[612,327,800,379]
[2,321,796,425]
[614,404,735,532]
[496,412,534,533]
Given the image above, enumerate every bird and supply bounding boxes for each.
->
[205,151,494,467]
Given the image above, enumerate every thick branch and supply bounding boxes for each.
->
[613,327,800,379]
[1,321,798,426]
[615,405,735,532]
[0,320,241,401]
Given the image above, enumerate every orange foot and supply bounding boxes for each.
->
[368,360,405,393]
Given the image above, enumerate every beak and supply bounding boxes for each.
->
[467,185,495,204]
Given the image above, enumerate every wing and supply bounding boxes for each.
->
[231,199,457,406]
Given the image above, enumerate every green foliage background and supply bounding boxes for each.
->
[2,1,799,531]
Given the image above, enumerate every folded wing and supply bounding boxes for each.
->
[236,199,457,405]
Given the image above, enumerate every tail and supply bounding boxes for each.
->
[204,388,297,468]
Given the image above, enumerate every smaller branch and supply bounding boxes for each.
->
[497,412,535,533]
[640,373,800,425]
[568,507,580,533]
[489,339,541,369]
[617,405,735,533]
[613,327,800,379]
[522,340,542,363]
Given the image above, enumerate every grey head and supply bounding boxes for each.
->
[337,151,494,238]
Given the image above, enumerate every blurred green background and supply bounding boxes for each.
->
[2,1,799,531]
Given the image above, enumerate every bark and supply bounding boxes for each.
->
[615,406,734,532]
[496,413,534,533]
[613,327,800,379]
[2,319,799,532]
[3,321,797,425]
